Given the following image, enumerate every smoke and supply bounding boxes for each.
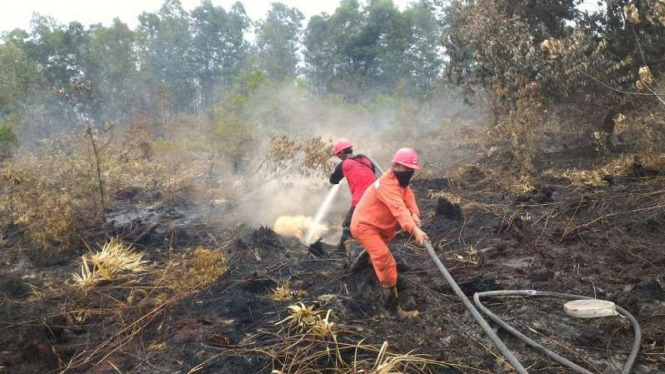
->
[11,69,481,246]
[231,176,349,244]
[220,84,482,244]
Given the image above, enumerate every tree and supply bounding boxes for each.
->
[303,0,444,99]
[401,1,444,97]
[23,15,87,88]
[0,37,42,116]
[211,70,266,173]
[255,2,305,81]
[190,1,250,109]
[85,19,140,124]
[304,0,365,98]
[137,0,195,113]
[3,17,93,137]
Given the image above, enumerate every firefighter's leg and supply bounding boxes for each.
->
[344,237,370,272]
[353,226,417,318]
[352,225,396,286]
[338,206,355,252]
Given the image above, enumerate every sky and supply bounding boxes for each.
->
[0,0,414,33]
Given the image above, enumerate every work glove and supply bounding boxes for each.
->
[413,227,429,246]
[411,212,421,227]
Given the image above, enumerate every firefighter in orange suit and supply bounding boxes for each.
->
[351,148,428,318]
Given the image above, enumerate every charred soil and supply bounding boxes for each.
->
[1,146,665,374]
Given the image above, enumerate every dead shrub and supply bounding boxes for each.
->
[4,152,102,250]
[166,247,227,293]
[266,135,335,178]
[0,119,212,252]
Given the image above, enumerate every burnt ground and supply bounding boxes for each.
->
[1,145,665,374]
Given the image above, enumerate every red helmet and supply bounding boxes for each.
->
[392,148,420,170]
[333,139,353,156]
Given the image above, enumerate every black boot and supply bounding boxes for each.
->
[383,287,419,319]
[345,239,369,272]
[337,225,352,252]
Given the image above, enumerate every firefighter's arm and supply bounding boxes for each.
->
[376,181,418,233]
[404,187,421,225]
[404,187,420,216]
[329,162,344,185]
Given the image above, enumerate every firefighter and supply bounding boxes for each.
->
[350,148,428,318]
[329,139,377,251]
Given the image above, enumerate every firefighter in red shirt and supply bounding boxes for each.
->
[329,139,377,251]
[351,148,428,318]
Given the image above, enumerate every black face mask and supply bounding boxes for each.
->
[394,169,414,187]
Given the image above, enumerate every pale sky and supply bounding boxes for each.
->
[0,0,414,33]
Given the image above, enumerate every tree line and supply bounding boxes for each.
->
[0,0,444,143]
[0,0,663,152]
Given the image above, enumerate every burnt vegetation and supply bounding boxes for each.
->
[1,0,665,373]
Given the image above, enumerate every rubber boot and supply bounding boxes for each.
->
[345,239,370,272]
[383,287,419,319]
[337,226,352,253]
[337,234,348,253]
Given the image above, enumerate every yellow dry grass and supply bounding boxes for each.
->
[272,280,308,301]
[72,238,145,291]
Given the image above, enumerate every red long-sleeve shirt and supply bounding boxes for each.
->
[329,155,376,207]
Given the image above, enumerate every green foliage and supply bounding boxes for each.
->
[0,123,18,160]
[304,0,444,99]
[138,0,196,112]
[190,0,250,108]
[0,0,450,143]
[256,2,305,81]
[211,70,266,169]
[0,38,42,115]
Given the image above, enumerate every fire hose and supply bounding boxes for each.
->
[423,240,529,373]
[424,240,641,374]
[355,152,384,175]
[473,290,641,374]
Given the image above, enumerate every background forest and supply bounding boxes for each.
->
[0,0,661,154]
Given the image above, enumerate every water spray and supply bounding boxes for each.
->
[304,183,341,245]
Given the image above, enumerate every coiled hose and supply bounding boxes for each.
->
[474,290,641,374]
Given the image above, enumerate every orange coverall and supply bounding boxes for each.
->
[350,169,420,288]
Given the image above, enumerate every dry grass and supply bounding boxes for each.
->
[450,246,481,266]
[272,279,308,301]
[266,135,335,178]
[428,191,462,204]
[311,309,337,339]
[543,153,665,188]
[167,247,227,293]
[276,303,322,334]
[0,115,223,254]
[544,168,608,188]
[72,238,145,291]
[192,303,482,374]
[60,245,230,371]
